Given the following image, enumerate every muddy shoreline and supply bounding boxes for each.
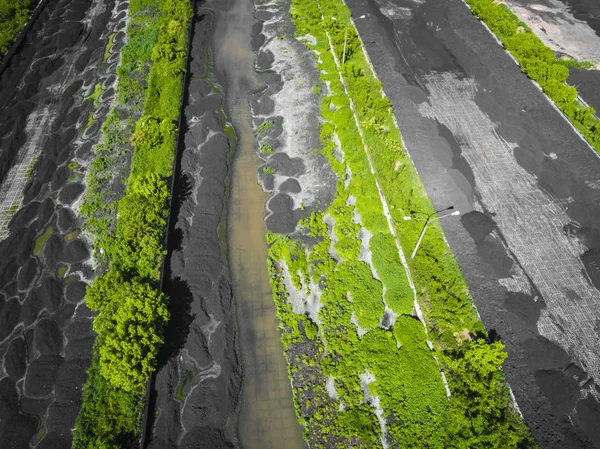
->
[346,0,600,447]
[0,0,126,447]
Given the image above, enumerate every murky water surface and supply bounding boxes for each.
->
[213,0,305,447]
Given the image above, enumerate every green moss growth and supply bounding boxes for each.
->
[56,265,67,279]
[34,225,54,257]
[103,32,116,63]
[84,82,104,109]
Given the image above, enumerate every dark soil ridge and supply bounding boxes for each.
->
[145,5,242,448]
[0,0,128,447]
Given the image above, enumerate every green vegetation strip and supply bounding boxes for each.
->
[263,0,536,447]
[72,0,192,447]
[465,0,600,152]
[0,0,35,55]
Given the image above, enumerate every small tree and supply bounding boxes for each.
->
[88,273,169,392]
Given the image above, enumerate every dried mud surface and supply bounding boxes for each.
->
[346,0,600,447]
[0,0,126,447]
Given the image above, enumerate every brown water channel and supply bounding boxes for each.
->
[212,0,305,447]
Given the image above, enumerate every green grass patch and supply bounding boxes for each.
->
[63,275,79,284]
[260,141,274,154]
[56,264,67,280]
[556,57,595,70]
[257,119,274,136]
[34,225,54,257]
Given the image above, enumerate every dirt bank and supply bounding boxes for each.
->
[346,0,600,447]
[146,5,242,448]
[0,0,126,447]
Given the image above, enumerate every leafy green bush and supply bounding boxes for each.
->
[74,0,192,445]
[0,0,34,54]
[72,359,142,449]
[88,272,169,391]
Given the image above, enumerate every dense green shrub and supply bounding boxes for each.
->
[0,0,34,54]
[88,272,169,391]
[72,360,142,449]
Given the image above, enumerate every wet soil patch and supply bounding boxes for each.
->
[0,378,38,449]
[5,336,28,380]
[568,68,600,113]
[279,177,301,194]
[17,257,40,291]
[476,235,513,278]
[505,292,544,328]
[581,249,600,290]
[266,193,296,234]
[555,0,600,36]
[34,318,63,356]
[24,354,64,397]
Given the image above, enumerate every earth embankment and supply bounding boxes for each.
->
[0,0,126,447]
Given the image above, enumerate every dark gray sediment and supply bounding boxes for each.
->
[0,0,126,447]
[345,0,600,447]
[146,6,242,448]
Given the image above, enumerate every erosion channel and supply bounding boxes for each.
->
[147,0,304,447]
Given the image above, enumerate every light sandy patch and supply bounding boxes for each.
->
[280,259,323,325]
[359,370,390,449]
[325,375,338,399]
[332,132,344,162]
[260,9,331,210]
[350,311,368,337]
[506,0,600,67]
[323,213,342,262]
